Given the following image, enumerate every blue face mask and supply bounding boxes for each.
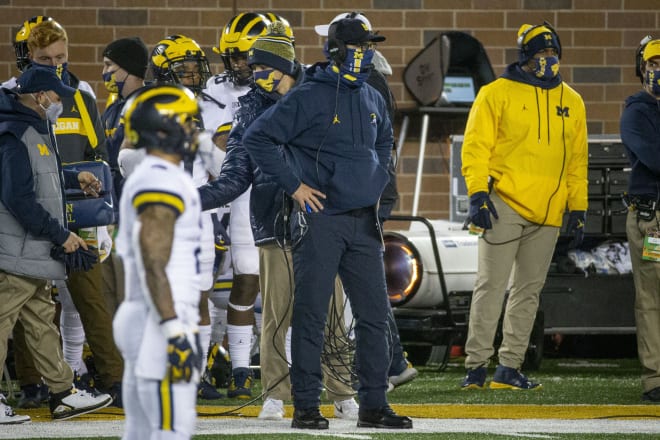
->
[102,70,126,95]
[532,56,560,80]
[337,47,374,86]
[253,68,281,93]
[645,69,660,96]
[32,61,71,85]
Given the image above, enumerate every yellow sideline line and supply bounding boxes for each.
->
[19,403,660,422]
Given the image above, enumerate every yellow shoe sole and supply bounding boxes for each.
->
[489,381,543,390]
[461,383,485,390]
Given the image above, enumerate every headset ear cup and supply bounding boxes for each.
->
[328,38,346,64]
[326,21,348,65]
[336,40,346,64]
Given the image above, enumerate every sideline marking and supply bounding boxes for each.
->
[14,402,660,422]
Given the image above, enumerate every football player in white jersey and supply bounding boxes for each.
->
[148,34,227,400]
[204,11,289,398]
[113,85,203,440]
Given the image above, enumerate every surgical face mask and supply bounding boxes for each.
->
[645,69,660,96]
[337,47,374,86]
[253,68,281,93]
[34,93,63,123]
[102,70,126,95]
[532,56,560,80]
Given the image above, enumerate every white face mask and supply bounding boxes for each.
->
[33,93,64,123]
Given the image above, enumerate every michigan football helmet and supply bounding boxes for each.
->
[14,15,54,72]
[123,84,200,163]
[150,35,212,95]
[214,12,274,85]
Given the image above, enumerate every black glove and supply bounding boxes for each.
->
[50,246,99,272]
[566,210,586,248]
[469,191,499,230]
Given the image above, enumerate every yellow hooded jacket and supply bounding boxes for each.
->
[461,70,588,227]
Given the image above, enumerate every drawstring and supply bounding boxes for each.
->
[534,88,541,143]
[546,91,551,144]
[533,87,552,144]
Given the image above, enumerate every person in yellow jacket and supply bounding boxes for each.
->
[460,22,588,390]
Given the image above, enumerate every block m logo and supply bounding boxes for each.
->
[556,106,570,117]
[37,143,50,156]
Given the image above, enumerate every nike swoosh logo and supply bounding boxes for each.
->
[104,201,114,209]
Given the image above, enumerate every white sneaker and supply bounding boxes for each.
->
[50,387,112,420]
[258,398,284,420]
[388,364,419,392]
[333,397,359,419]
[0,394,30,424]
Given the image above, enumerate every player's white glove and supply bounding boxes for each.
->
[196,131,225,178]
[118,148,147,178]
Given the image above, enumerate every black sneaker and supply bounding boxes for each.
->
[226,367,253,399]
[490,365,542,390]
[358,405,413,429]
[461,366,487,390]
[17,383,48,409]
[106,382,123,408]
[642,387,660,403]
[74,371,100,395]
[198,378,224,400]
[291,407,329,430]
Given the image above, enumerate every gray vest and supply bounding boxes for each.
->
[0,125,66,279]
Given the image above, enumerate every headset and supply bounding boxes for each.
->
[636,35,654,84]
[327,11,361,65]
[517,21,562,60]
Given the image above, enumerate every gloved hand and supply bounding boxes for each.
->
[161,318,198,383]
[50,245,99,272]
[469,191,499,230]
[566,210,586,249]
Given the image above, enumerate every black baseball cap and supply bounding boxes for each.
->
[16,66,76,97]
[329,18,386,45]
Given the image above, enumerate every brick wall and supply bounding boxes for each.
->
[0,1,656,219]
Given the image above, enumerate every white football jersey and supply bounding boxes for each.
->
[117,155,202,309]
[201,72,250,137]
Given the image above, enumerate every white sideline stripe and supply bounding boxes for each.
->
[2,418,660,438]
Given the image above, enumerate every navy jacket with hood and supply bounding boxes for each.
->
[620,90,660,199]
[198,62,305,246]
[243,63,393,215]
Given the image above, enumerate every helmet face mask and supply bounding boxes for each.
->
[223,52,252,85]
[151,35,211,95]
[123,84,200,166]
[215,12,275,86]
[14,15,53,72]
